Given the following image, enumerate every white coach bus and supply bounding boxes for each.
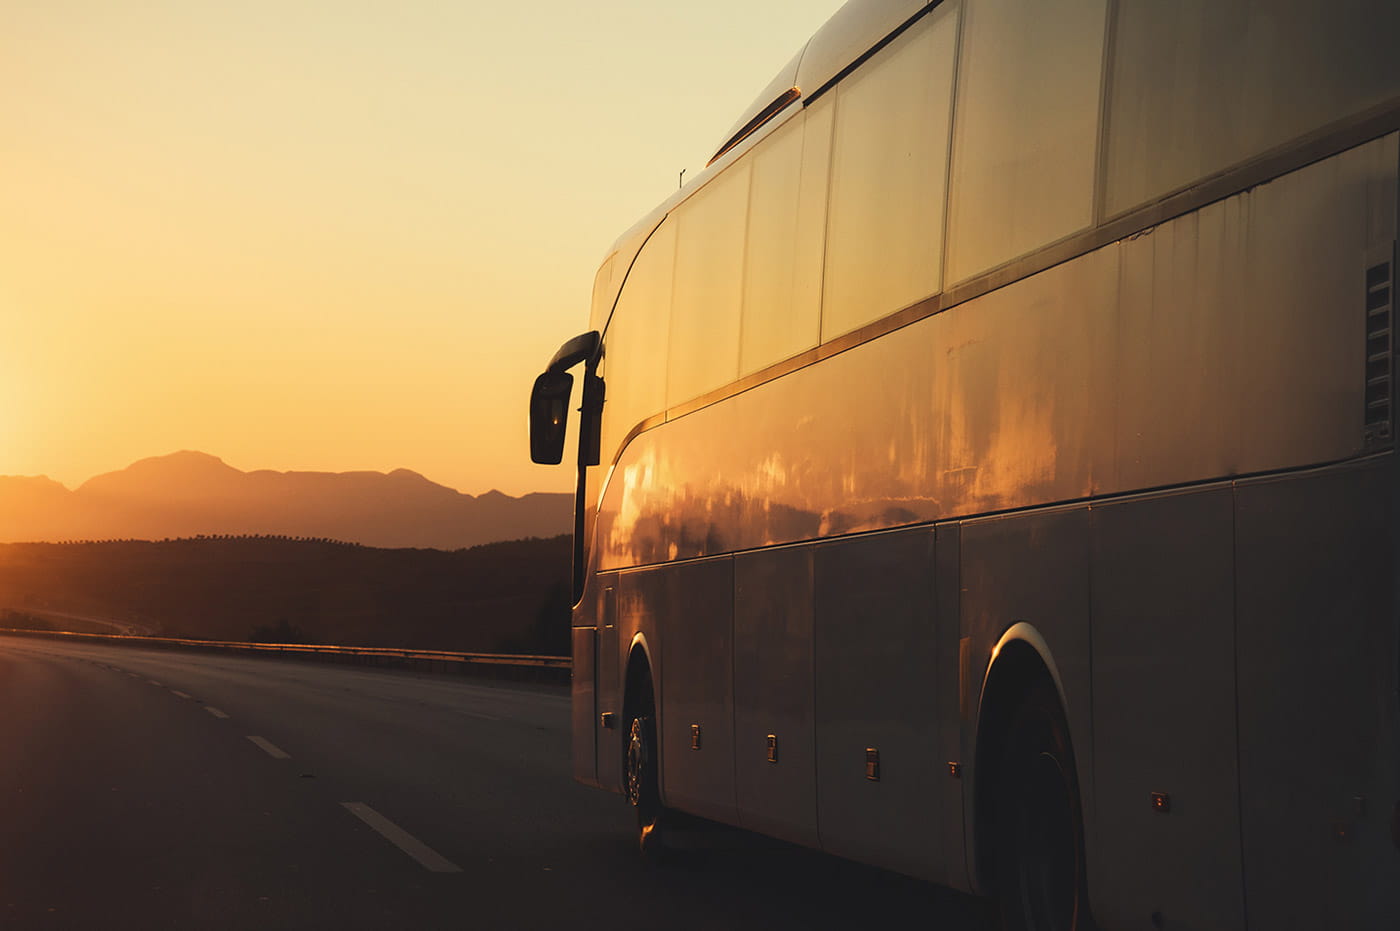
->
[530,1,1400,927]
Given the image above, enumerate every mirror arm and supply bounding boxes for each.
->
[547,331,600,375]
[579,360,604,467]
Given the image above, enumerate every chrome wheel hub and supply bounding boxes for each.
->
[625,716,648,807]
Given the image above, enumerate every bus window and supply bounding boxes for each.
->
[668,163,750,406]
[946,0,1106,282]
[600,221,675,466]
[589,254,616,333]
[740,115,815,376]
[1104,0,1400,216]
[790,96,833,357]
[822,6,957,340]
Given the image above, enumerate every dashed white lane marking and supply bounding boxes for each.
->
[148,680,163,686]
[171,691,192,700]
[458,709,502,722]
[341,803,462,874]
[204,706,230,719]
[246,736,290,759]
[127,672,141,678]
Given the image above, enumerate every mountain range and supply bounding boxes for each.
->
[0,451,572,550]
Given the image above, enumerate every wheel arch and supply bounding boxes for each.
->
[971,622,1072,892]
[622,634,655,732]
[623,633,653,699]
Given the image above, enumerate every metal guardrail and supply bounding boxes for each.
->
[0,627,571,680]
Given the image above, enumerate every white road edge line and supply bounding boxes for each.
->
[341,802,462,874]
[171,690,192,700]
[204,706,230,719]
[246,736,290,759]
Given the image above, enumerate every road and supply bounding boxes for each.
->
[0,634,983,930]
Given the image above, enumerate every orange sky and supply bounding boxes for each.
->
[1,0,846,496]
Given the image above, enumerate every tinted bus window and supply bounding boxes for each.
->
[741,116,818,376]
[791,97,833,355]
[1104,0,1400,215]
[822,6,957,339]
[589,254,616,332]
[946,0,1106,282]
[668,164,750,406]
[600,221,675,463]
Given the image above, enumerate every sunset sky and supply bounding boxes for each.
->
[2,0,847,497]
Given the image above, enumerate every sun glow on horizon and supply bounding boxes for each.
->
[1,0,846,496]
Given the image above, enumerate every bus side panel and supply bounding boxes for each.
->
[1232,135,1397,476]
[655,557,737,824]
[934,520,969,892]
[570,564,603,790]
[571,624,599,790]
[812,526,940,880]
[1088,486,1244,930]
[595,245,1119,574]
[959,507,1092,893]
[592,573,622,794]
[1235,461,1400,929]
[734,545,819,849]
[594,138,1396,581]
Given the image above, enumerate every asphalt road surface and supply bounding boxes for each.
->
[0,634,983,930]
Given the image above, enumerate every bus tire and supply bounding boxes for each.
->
[994,679,1094,931]
[624,684,668,862]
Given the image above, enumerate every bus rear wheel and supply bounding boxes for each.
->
[994,680,1093,931]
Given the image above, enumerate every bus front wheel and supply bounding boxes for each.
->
[625,700,667,861]
[994,680,1094,931]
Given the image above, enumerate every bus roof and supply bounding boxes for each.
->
[596,0,932,321]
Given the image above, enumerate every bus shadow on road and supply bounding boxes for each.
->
[610,821,989,930]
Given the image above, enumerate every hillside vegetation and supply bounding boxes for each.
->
[0,535,572,655]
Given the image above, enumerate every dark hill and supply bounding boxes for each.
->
[0,535,573,655]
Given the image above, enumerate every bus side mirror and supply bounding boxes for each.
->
[529,370,574,464]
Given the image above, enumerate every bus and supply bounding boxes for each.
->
[529,1,1400,927]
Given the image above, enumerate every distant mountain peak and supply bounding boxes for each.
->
[2,452,571,549]
[78,450,242,499]
[159,449,226,464]
[131,450,233,472]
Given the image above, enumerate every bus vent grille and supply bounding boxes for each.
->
[1363,259,1393,447]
